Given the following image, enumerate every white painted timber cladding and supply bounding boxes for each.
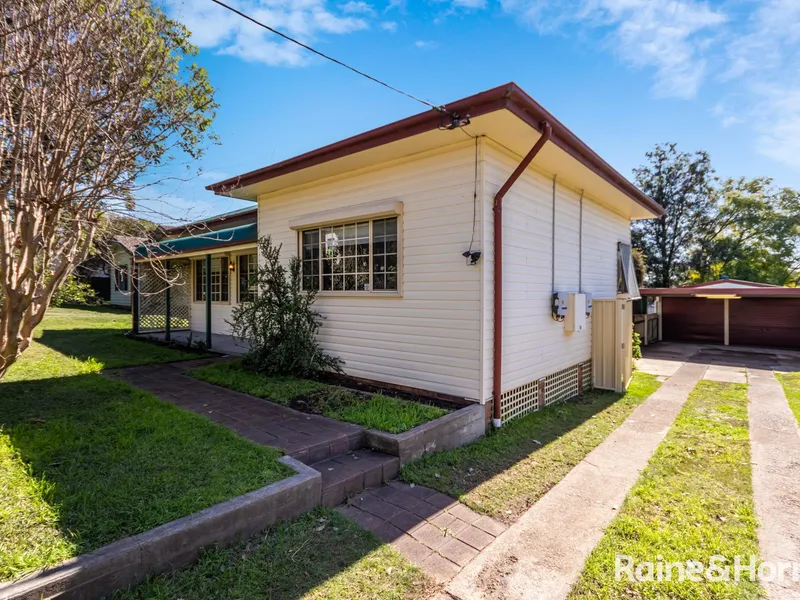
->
[483,142,631,395]
[257,143,482,400]
[110,248,132,308]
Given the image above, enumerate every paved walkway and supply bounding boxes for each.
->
[749,367,800,600]
[110,361,365,463]
[443,360,709,600]
[338,481,507,584]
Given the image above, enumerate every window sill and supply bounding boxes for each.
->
[314,291,403,298]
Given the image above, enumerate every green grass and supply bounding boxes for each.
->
[191,362,449,434]
[114,508,432,600]
[569,380,762,600]
[401,372,661,522]
[0,307,292,582]
[776,372,800,426]
[5,306,202,382]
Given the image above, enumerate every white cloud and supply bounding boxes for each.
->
[501,0,726,99]
[452,0,487,8]
[720,0,800,167]
[340,0,376,14]
[414,39,438,49]
[168,0,369,67]
[379,20,398,31]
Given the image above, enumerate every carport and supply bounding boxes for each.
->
[641,279,800,350]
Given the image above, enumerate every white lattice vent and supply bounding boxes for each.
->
[544,365,579,407]
[582,360,593,392]
[500,379,539,422]
[500,360,592,423]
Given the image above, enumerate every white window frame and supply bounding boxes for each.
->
[193,256,231,304]
[237,252,258,303]
[297,214,403,296]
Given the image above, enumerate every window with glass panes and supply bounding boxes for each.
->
[194,257,229,302]
[301,216,398,292]
[238,253,257,302]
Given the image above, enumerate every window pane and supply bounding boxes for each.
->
[385,218,397,235]
[345,275,355,291]
[373,275,385,290]
[374,255,384,273]
[322,275,332,291]
[373,219,385,237]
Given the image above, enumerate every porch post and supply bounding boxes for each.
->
[205,253,212,349]
[131,261,140,335]
[724,298,730,346]
[164,259,171,342]
[657,296,663,341]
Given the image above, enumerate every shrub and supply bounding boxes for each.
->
[51,275,99,306]
[632,329,642,360]
[229,236,343,378]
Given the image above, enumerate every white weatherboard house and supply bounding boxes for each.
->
[133,83,664,425]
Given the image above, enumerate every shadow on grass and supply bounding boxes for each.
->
[36,327,200,370]
[1,373,430,599]
[0,372,292,582]
[400,373,661,521]
[55,303,131,315]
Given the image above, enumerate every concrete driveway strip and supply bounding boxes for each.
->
[749,368,800,600]
[444,361,708,600]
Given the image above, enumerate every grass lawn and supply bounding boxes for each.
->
[191,361,449,434]
[776,371,800,426]
[569,380,761,600]
[5,306,202,383]
[400,372,661,522]
[0,306,292,582]
[115,508,432,600]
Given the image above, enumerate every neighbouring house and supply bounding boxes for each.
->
[641,278,800,349]
[134,83,664,424]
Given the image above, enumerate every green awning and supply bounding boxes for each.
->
[135,223,257,259]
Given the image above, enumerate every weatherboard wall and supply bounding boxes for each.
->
[482,141,631,397]
[256,142,483,402]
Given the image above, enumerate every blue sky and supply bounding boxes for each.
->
[145,0,800,223]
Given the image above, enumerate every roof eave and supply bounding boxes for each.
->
[207,82,664,218]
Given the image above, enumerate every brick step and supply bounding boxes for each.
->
[310,449,400,507]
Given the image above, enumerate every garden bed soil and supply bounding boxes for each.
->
[319,373,466,412]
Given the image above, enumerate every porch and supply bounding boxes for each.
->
[140,330,250,355]
[131,221,259,352]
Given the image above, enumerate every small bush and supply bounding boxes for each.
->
[632,329,642,360]
[51,275,99,306]
[229,236,343,378]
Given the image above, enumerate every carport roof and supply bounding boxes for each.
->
[642,280,800,298]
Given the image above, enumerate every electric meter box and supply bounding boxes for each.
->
[566,293,587,332]
[552,292,568,318]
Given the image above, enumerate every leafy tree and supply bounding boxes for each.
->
[51,276,100,307]
[230,237,344,378]
[688,177,800,286]
[632,144,715,286]
[0,0,217,378]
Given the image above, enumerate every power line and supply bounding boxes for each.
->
[209,0,443,112]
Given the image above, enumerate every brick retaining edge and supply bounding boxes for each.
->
[0,456,321,600]
[365,404,486,465]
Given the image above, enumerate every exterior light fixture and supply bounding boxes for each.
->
[228,261,236,272]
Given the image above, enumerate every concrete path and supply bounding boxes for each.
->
[749,368,800,600]
[444,360,708,600]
